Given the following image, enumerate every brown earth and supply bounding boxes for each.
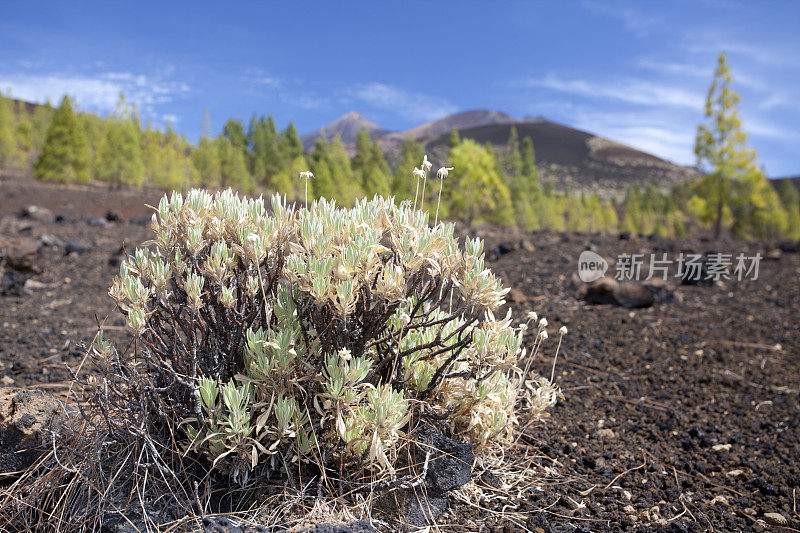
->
[1,173,799,531]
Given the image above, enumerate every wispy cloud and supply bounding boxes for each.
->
[350,83,458,122]
[241,68,328,110]
[563,108,698,165]
[520,73,704,110]
[0,70,190,116]
[583,1,662,38]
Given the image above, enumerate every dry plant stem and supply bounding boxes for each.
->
[435,179,443,225]
[551,333,564,383]
[419,175,427,211]
[604,453,647,490]
[413,177,420,211]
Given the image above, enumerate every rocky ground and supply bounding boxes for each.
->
[1,173,798,531]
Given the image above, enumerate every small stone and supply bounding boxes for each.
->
[710,495,728,505]
[65,240,91,255]
[763,513,787,526]
[597,428,615,439]
[21,205,55,224]
[0,375,14,386]
[726,469,744,477]
[623,505,636,516]
[712,443,732,451]
[40,234,64,247]
[87,217,109,227]
[622,490,632,501]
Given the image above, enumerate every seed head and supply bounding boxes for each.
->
[437,167,453,180]
[527,311,538,322]
[412,167,425,180]
[539,317,548,328]
[559,326,568,335]
[299,171,314,180]
[539,330,548,340]
[422,155,432,172]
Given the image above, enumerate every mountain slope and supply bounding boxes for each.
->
[300,112,387,150]
[381,109,517,146]
[420,119,700,197]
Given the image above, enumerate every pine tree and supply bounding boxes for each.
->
[309,138,335,200]
[352,128,372,179]
[0,91,21,170]
[279,122,304,164]
[329,135,362,204]
[247,115,281,185]
[504,126,522,178]
[352,128,390,197]
[693,52,787,239]
[140,122,163,186]
[223,118,247,155]
[448,127,461,149]
[31,101,53,154]
[777,181,800,240]
[192,136,221,187]
[218,135,253,191]
[33,95,90,183]
[14,100,33,166]
[97,94,145,186]
[521,137,539,184]
[447,139,513,225]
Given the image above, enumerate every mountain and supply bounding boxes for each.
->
[380,109,518,147]
[419,119,701,197]
[300,112,388,150]
[303,109,702,197]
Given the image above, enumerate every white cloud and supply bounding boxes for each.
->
[636,59,710,79]
[566,108,697,165]
[350,83,458,122]
[583,1,661,38]
[521,73,704,110]
[0,71,190,116]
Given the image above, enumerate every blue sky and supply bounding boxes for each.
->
[1,1,798,175]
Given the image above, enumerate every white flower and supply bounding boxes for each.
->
[527,311,538,322]
[299,171,315,180]
[437,167,453,179]
[559,326,568,335]
[539,330,548,340]
[539,317,548,328]
[412,167,425,180]
[422,155,432,172]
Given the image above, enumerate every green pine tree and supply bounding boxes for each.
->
[777,181,800,240]
[218,135,253,191]
[692,52,787,239]
[97,94,145,186]
[504,126,522,178]
[448,127,461,149]
[223,118,247,155]
[447,139,513,225]
[279,122,304,164]
[0,91,21,170]
[192,136,222,187]
[33,95,90,183]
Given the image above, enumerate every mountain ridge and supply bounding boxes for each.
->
[301,109,700,197]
